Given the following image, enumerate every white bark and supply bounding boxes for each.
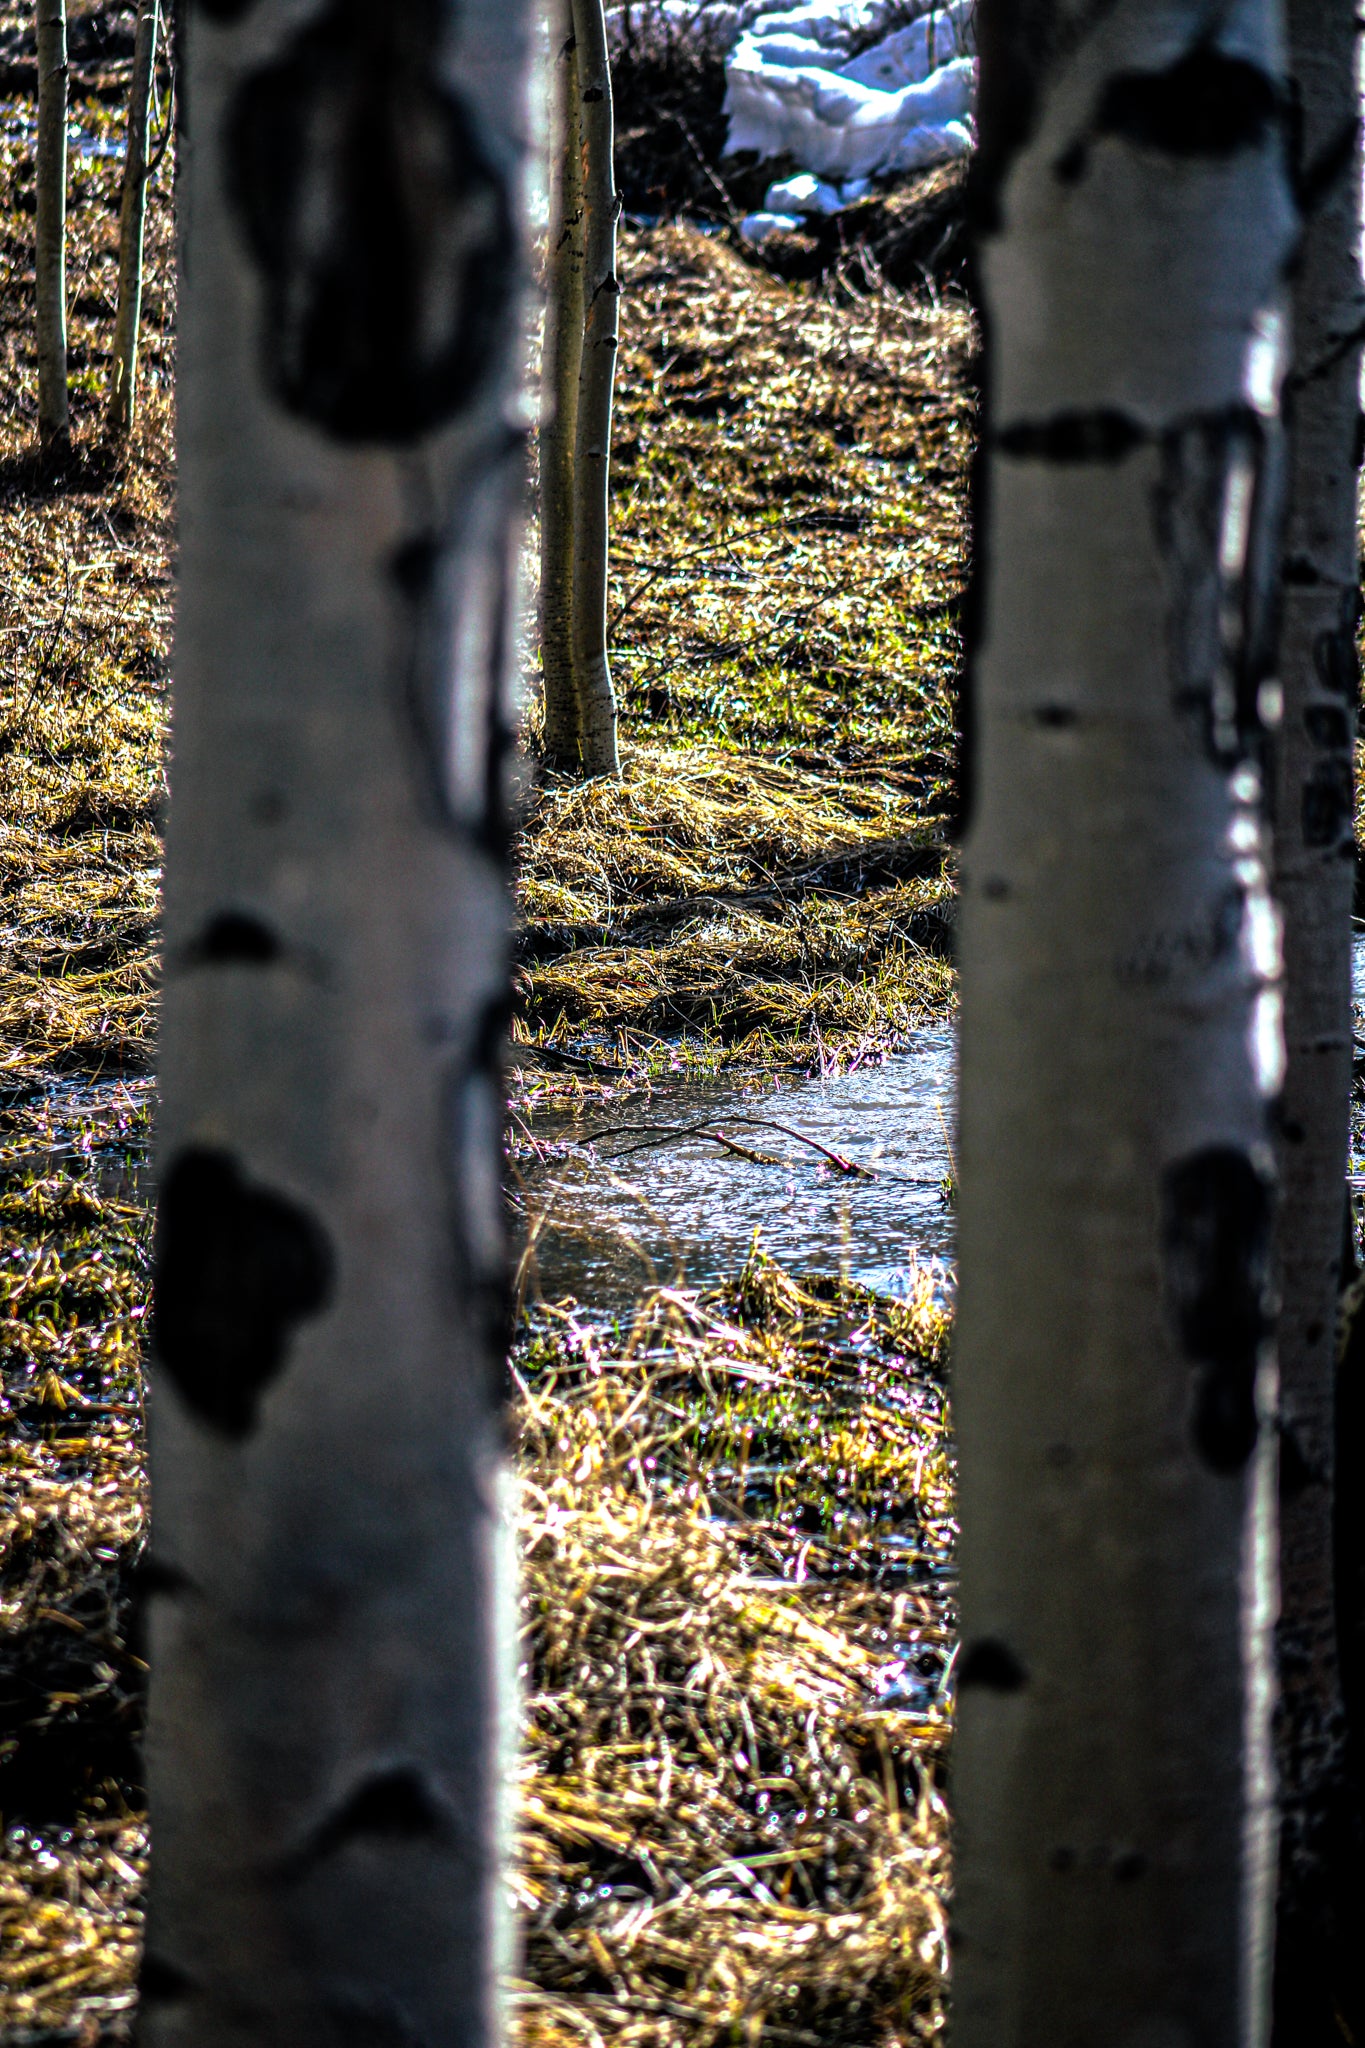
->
[105,0,160,444]
[34,0,68,449]
[955,5,1296,2042]
[568,0,620,776]
[1271,1,1365,2031]
[143,2,529,2041]
[540,2,586,767]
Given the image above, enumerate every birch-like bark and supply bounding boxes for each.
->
[539,5,586,768]
[105,0,160,444]
[34,0,68,450]
[143,2,528,2040]
[1270,2,1365,2034]
[568,0,620,777]
[955,6,1295,2042]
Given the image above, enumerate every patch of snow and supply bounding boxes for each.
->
[739,209,806,243]
[607,0,977,216]
[763,170,849,215]
[724,1,975,185]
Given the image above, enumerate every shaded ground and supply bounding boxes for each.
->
[0,7,969,2038]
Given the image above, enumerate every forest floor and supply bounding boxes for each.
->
[0,3,966,2040]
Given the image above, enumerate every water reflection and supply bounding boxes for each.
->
[512,1026,957,1304]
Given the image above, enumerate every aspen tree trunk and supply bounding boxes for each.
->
[33,0,68,450]
[105,0,160,445]
[955,6,1295,2042]
[568,0,620,776]
[142,2,528,2041]
[540,3,587,768]
[1270,2,1365,2035]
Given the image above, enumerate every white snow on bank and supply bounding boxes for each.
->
[728,0,973,187]
[608,0,974,241]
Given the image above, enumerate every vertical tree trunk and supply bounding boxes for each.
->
[34,0,68,451]
[142,2,529,2041]
[569,0,620,777]
[540,3,586,769]
[105,0,160,445]
[1271,1,1365,2035]
[955,6,1295,2043]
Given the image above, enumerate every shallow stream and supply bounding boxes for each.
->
[513,1028,957,1305]
[9,933,1365,1308]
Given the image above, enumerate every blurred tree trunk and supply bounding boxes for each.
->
[34,0,68,450]
[568,0,620,776]
[141,1,528,2040]
[1271,1,1365,2037]
[105,0,160,444]
[955,5,1295,2043]
[540,2,586,768]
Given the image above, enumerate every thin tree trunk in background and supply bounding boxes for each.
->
[540,3,586,768]
[34,0,68,450]
[955,5,1295,2042]
[142,1,528,2040]
[569,0,620,776]
[1271,3,1365,2036]
[105,0,160,444]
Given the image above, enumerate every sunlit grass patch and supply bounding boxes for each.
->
[601,223,972,781]
[512,1255,955,2048]
[514,742,954,1095]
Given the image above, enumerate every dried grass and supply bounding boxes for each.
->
[0,1105,151,2044]
[0,0,174,1096]
[0,1094,959,2044]
[512,1260,955,2048]
[513,222,970,1096]
[0,10,967,2039]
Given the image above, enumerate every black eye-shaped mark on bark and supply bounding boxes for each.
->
[139,1952,199,2010]
[1097,49,1278,158]
[184,910,282,965]
[997,410,1145,464]
[1056,47,1279,184]
[281,1764,452,1879]
[1278,1425,1319,1501]
[123,1552,195,1666]
[1313,598,1361,703]
[1162,1146,1273,1472]
[1302,758,1355,849]
[154,1149,334,1437]
[958,1638,1028,1693]
[225,0,514,443]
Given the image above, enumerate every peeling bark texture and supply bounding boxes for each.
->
[956,5,1296,2044]
[1270,4,1365,2039]
[105,0,160,443]
[568,0,620,776]
[34,0,69,449]
[539,5,586,768]
[143,1,529,2041]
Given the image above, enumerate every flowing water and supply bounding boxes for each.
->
[513,929,1365,1306]
[9,934,1365,1306]
[512,1027,957,1305]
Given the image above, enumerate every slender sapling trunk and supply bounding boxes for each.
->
[1270,3,1365,2036]
[34,0,68,450]
[568,0,620,776]
[143,1,529,2039]
[540,2,586,767]
[954,4,1296,2041]
[105,0,160,444]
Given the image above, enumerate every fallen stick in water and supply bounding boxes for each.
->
[580,1113,875,1177]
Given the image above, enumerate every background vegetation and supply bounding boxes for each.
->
[0,3,969,2036]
